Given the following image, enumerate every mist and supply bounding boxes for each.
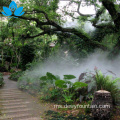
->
[18,49,120,90]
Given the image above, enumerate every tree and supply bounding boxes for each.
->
[1,0,120,56]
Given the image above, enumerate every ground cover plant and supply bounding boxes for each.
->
[45,110,94,120]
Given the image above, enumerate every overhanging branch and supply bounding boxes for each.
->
[102,0,120,29]
[76,1,95,17]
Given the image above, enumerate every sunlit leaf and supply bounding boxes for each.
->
[73,82,88,89]
[55,80,67,88]
[64,75,76,80]
[46,72,57,80]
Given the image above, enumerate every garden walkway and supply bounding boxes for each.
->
[0,75,50,120]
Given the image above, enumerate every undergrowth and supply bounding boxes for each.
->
[9,71,23,81]
[0,73,4,87]
[45,110,94,120]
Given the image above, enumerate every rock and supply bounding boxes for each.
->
[76,73,96,102]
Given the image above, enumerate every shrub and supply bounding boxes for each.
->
[9,71,23,81]
[40,72,88,104]
[77,68,120,105]
[10,69,16,73]
[0,73,4,87]
[95,70,120,105]
[84,100,92,114]
[0,64,7,72]
[20,45,35,70]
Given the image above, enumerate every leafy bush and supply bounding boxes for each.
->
[84,101,92,114]
[9,69,16,73]
[95,70,120,104]
[9,71,23,81]
[20,45,35,70]
[18,72,41,92]
[77,69,120,104]
[0,73,4,87]
[0,64,7,72]
[40,72,88,104]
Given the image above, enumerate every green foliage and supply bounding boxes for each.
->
[63,75,76,80]
[40,72,57,88]
[55,80,67,88]
[73,82,88,90]
[9,69,16,73]
[0,0,11,8]
[95,70,120,104]
[84,101,92,114]
[40,72,87,104]
[0,73,4,87]
[62,89,74,104]
[45,110,94,120]
[20,45,35,70]
[57,34,94,60]
[0,64,7,72]
[9,71,23,81]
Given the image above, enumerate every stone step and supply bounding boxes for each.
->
[0,76,46,120]
[0,91,23,94]
[1,101,30,106]
[0,113,32,120]
[1,108,32,114]
[0,91,22,93]
[0,97,27,100]
[0,93,23,96]
[0,99,23,103]
[0,89,21,91]
[1,109,33,116]
[0,104,27,110]
[1,116,42,120]
[19,117,42,120]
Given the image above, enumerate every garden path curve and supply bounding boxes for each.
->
[0,75,50,120]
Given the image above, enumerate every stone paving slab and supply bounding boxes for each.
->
[0,75,51,120]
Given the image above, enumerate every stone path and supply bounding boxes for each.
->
[0,75,50,120]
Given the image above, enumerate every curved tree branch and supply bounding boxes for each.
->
[0,3,109,50]
[102,0,120,30]
[76,1,95,17]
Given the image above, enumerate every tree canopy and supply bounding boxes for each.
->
[0,0,120,54]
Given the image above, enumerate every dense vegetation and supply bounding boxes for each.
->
[1,0,120,71]
[0,73,4,87]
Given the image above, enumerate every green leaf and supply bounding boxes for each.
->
[73,82,88,89]
[55,80,67,88]
[40,76,47,81]
[40,82,47,87]
[65,81,72,85]
[46,72,57,80]
[64,75,76,80]
[112,78,120,84]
